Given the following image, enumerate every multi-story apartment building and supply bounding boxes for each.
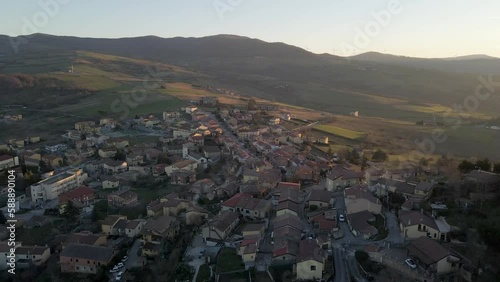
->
[30,169,87,204]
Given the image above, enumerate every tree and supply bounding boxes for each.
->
[62,201,80,221]
[247,98,257,110]
[361,156,368,170]
[458,160,475,173]
[355,250,369,264]
[175,263,194,282]
[326,147,334,157]
[371,149,388,162]
[475,158,492,171]
[0,210,6,224]
[114,149,126,161]
[494,163,500,173]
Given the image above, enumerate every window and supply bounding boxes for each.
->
[310,265,316,271]
[418,224,421,231]
[88,260,90,264]
[76,266,79,270]
[76,259,79,262]
[434,233,437,238]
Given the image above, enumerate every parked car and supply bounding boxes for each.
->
[405,258,417,269]
[339,215,345,222]
[117,262,124,268]
[109,266,119,273]
[121,256,128,262]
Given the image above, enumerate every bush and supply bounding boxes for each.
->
[355,250,369,264]
[371,150,388,162]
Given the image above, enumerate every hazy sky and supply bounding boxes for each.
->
[2,0,500,58]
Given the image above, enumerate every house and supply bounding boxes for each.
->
[276,200,301,217]
[275,182,301,196]
[241,223,266,237]
[344,184,382,215]
[346,210,378,239]
[221,193,271,219]
[107,189,138,208]
[242,169,259,183]
[126,154,144,166]
[30,169,87,203]
[74,121,96,131]
[203,146,221,159]
[0,242,51,269]
[326,166,364,191]
[165,159,197,176]
[0,155,19,171]
[296,239,325,281]
[125,219,147,238]
[101,215,127,235]
[58,186,94,214]
[273,238,299,264]
[14,245,51,268]
[407,236,461,275]
[106,138,129,149]
[201,210,240,246]
[141,215,180,243]
[185,205,211,225]
[308,190,333,209]
[309,210,338,235]
[163,111,181,120]
[60,244,116,274]
[464,170,500,192]
[258,169,282,189]
[98,147,116,158]
[171,169,197,185]
[185,105,198,114]
[63,232,107,247]
[142,242,162,257]
[413,182,435,199]
[399,210,450,241]
[101,176,120,189]
[103,160,127,174]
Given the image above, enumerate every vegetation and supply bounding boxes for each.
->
[369,214,388,241]
[355,250,369,264]
[371,149,388,162]
[175,263,195,282]
[216,248,245,273]
[196,264,212,282]
[313,124,366,140]
[62,201,80,221]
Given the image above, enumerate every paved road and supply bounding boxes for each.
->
[333,246,349,282]
[125,239,141,268]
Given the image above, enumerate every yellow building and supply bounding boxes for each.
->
[296,239,325,281]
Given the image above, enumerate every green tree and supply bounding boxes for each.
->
[175,263,194,282]
[355,250,369,264]
[475,158,492,171]
[371,149,388,162]
[114,149,126,161]
[62,201,80,221]
[327,147,334,157]
[494,163,500,173]
[458,160,475,173]
[247,98,257,110]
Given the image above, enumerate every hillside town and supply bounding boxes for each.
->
[0,96,499,282]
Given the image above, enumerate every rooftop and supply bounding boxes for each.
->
[60,244,115,262]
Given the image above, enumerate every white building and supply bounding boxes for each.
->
[30,169,87,204]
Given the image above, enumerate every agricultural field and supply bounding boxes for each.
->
[313,124,367,140]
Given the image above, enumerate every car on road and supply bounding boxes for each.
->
[109,266,119,273]
[339,214,345,222]
[121,256,128,262]
[405,258,417,269]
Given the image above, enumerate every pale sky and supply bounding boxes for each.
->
[2,0,500,58]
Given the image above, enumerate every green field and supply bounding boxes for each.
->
[313,124,367,140]
[216,248,245,273]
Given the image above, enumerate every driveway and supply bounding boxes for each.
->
[185,234,221,282]
[125,239,142,269]
[383,211,403,244]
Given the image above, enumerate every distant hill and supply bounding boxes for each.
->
[1,33,500,118]
[351,51,500,74]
